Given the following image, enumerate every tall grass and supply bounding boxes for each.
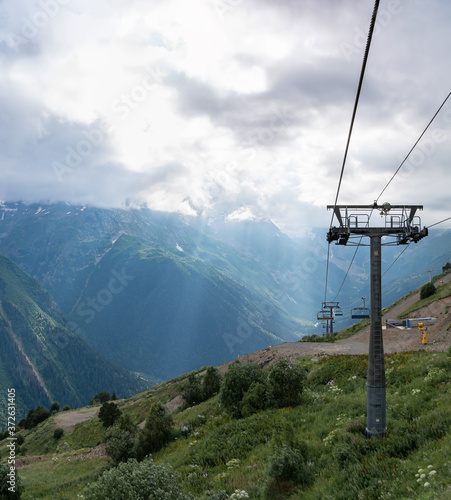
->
[5,350,450,499]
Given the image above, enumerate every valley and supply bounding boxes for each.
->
[1,201,450,386]
[0,273,449,499]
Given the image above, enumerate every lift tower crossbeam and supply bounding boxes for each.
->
[326,203,428,437]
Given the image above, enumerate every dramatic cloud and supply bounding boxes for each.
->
[0,0,450,233]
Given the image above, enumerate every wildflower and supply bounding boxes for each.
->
[429,470,437,476]
[420,474,426,479]
[424,482,430,487]
[230,490,249,499]
[213,471,228,482]
[427,465,433,469]
[226,458,241,470]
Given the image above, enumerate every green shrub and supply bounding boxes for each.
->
[92,391,111,404]
[135,402,174,460]
[0,462,24,499]
[105,426,136,464]
[268,360,307,407]
[105,414,138,464]
[182,374,204,407]
[85,458,191,500]
[219,362,267,418]
[98,402,121,428]
[424,366,447,385]
[20,406,51,430]
[203,366,221,399]
[267,444,313,484]
[420,282,436,299]
[50,402,60,413]
[265,443,314,499]
[62,405,71,411]
[53,427,64,440]
[241,381,269,418]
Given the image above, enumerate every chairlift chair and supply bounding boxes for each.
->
[317,309,333,321]
[351,297,370,319]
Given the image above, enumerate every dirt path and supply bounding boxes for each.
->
[54,407,99,433]
[232,274,451,369]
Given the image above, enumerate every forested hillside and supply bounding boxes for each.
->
[0,255,148,421]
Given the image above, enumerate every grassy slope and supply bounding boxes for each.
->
[0,255,148,422]
[1,283,451,499]
[333,270,451,341]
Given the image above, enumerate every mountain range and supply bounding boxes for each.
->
[0,201,450,387]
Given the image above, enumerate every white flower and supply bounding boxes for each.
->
[427,465,434,469]
[230,490,249,499]
[420,474,426,479]
[424,482,430,487]
[429,470,437,476]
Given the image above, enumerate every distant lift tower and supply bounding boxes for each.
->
[317,302,342,338]
[327,203,428,437]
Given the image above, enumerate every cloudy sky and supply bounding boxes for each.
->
[0,0,450,234]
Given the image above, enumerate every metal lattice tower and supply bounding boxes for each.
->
[326,202,428,437]
[317,302,342,338]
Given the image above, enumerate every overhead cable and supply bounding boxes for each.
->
[426,215,451,229]
[338,215,451,309]
[332,91,451,303]
[376,91,451,203]
[329,0,381,226]
[324,0,380,305]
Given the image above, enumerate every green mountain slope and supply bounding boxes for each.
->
[1,202,450,383]
[68,235,293,381]
[0,202,357,331]
[0,255,148,422]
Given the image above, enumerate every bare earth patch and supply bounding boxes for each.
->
[54,407,99,433]
[228,275,451,369]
